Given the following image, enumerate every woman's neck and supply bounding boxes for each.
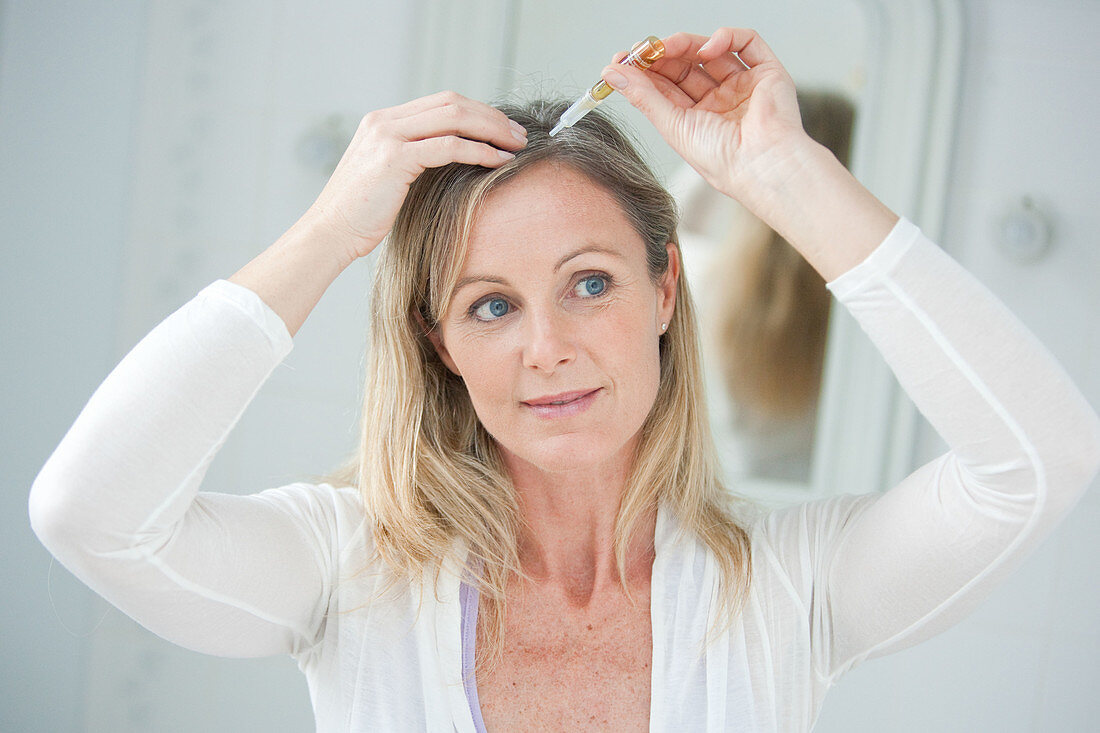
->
[500,442,657,606]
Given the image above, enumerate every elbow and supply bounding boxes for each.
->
[28,473,71,554]
[28,463,90,559]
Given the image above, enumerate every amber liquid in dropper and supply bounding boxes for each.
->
[548,35,665,136]
[591,34,666,99]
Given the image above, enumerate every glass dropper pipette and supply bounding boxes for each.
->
[549,35,666,137]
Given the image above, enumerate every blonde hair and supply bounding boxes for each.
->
[316,99,753,676]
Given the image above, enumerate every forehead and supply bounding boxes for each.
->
[461,161,645,272]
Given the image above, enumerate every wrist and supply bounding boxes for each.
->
[228,214,353,339]
[729,132,832,223]
[286,208,362,273]
[725,133,899,282]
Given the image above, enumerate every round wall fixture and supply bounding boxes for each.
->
[996,196,1055,264]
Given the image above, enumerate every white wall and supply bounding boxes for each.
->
[815,1,1100,730]
[1,2,147,730]
[3,1,417,730]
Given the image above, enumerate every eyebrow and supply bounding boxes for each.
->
[452,244,626,295]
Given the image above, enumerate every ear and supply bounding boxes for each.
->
[656,241,679,332]
[414,308,462,376]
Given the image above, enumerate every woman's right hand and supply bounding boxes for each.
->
[306,91,528,266]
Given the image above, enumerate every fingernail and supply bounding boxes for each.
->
[512,129,527,145]
[497,149,515,160]
[603,68,629,89]
[509,120,527,137]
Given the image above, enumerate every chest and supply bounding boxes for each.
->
[475,594,653,731]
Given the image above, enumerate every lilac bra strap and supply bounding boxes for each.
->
[459,566,489,733]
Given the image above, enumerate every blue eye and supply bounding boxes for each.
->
[576,275,607,298]
[473,297,510,321]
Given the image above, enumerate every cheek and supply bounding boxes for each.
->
[440,302,662,439]
[445,336,515,422]
[582,300,662,415]
[607,317,663,408]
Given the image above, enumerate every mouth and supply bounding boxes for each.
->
[522,388,601,418]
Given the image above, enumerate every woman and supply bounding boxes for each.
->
[29,27,1100,731]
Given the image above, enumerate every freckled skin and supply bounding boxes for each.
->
[475,569,653,732]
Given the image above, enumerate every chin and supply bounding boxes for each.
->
[498,427,636,475]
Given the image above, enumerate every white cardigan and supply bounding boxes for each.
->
[29,218,1100,731]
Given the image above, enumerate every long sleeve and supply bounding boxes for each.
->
[28,280,337,658]
[760,217,1100,684]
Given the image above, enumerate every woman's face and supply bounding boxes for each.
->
[429,161,678,476]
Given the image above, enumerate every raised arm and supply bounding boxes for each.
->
[29,279,339,656]
[812,216,1100,674]
[607,26,1100,677]
[28,92,528,657]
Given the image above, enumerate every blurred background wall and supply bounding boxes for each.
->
[2,1,1097,730]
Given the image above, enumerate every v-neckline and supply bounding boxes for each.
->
[448,503,679,732]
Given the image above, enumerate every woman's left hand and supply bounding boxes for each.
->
[601,28,810,210]
[603,26,900,281]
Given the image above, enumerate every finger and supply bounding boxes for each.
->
[659,32,745,77]
[387,90,477,119]
[600,62,686,132]
[647,57,719,104]
[607,49,698,107]
[409,136,516,169]
[384,90,527,141]
[651,65,712,107]
[616,34,744,102]
[657,32,749,87]
[400,102,527,152]
[657,30,712,58]
[698,27,781,71]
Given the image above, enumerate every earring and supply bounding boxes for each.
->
[660,323,667,332]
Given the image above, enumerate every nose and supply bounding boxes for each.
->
[521,308,576,373]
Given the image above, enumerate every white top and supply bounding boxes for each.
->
[29,218,1100,731]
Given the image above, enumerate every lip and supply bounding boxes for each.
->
[522,388,601,418]
[523,389,598,406]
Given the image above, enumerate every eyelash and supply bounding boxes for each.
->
[466,273,613,323]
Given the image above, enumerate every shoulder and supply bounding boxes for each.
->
[749,493,878,543]
[250,480,376,558]
[745,493,879,598]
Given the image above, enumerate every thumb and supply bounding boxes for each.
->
[600,63,677,133]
